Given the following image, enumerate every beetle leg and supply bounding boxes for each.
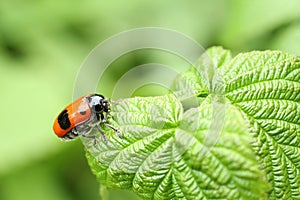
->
[102,120,122,139]
[100,108,122,139]
[95,125,107,143]
[82,132,98,146]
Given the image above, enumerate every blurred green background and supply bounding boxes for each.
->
[1,0,300,199]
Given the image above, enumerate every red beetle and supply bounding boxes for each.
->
[53,94,121,144]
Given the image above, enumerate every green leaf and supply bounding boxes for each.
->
[84,46,270,199]
[224,50,300,199]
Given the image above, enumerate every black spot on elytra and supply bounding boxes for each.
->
[80,110,86,115]
[58,110,71,130]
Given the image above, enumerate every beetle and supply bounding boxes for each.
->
[53,94,121,144]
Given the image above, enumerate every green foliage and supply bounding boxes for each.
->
[224,49,300,199]
[85,46,300,199]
